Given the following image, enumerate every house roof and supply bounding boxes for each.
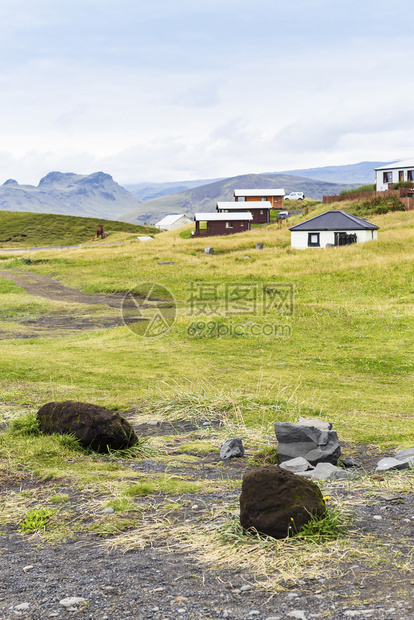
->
[155,214,190,226]
[289,210,379,231]
[194,212,253,222]
[216,201,271,210]
[375,158,414,171]
[234,188,285,197]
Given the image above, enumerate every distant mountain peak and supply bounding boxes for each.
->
[2,179,18,186]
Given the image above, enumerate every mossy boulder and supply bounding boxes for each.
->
[37,401,138,453]
[239,465,326,539]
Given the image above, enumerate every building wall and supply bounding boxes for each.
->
[218,207,269,224]
[160,216,191,231]
[376,167,414,191]
[236,195,283,209]
[194,219,251,236]
[291,229,377,249]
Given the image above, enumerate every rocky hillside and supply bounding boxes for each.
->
[0,172,143,221]
[121,172,360,224]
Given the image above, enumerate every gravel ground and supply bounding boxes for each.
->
[1,424,413,620]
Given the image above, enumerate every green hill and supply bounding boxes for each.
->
[121,172,359,224]
[0,211,159,248]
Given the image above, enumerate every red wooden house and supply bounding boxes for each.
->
[234,188,285,209]
[216,201,271,224]
[193,212,253,237]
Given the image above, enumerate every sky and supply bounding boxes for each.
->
[0,0,413,186]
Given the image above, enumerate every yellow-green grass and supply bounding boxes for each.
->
[0,206,413,448]
[0,210,159,248]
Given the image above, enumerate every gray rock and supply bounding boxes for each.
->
[279,457,313,473]
[220,438,244,460]
[14,603,30,611]
[274,422,341,466]
[102,507,114,514]
[300,462,355,481]
[375,457,409,472]
[157,261,174,265]
[395,447,414,460]
[204,247,214,254]
[59,597,87,607]
[256,243,264,250]
[297,417,332,431]
[340,458,360,468]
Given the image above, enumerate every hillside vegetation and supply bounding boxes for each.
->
[0,211,159,248]
[122,172,360,224]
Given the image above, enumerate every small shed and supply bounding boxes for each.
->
[234,188,285,209]
[375,159,414,191]
[216,201,271,224]
[155,214,192,231]
[193,212,253,237]
[289,210,379,249]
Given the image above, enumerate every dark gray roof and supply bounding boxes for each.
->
[289,210,379,231]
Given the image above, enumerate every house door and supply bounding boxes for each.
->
[399,171,404,182]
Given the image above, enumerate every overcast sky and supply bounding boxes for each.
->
[0,0,413,185]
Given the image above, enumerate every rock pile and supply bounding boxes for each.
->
[274,418,341,466]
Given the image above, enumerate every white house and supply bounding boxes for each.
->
[289,211,378,249]
[375,159,414,191]
[155,214,192,231]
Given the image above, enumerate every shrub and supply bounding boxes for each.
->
[339,184,376,196]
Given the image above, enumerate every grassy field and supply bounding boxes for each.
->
[0,202,413,446]
[0,210,159,248]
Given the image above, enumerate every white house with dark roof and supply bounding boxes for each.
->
[375,159,414,191]
[289,211,379,249]
[155,213,192,231]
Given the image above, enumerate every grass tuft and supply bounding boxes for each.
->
[20,508,55,532]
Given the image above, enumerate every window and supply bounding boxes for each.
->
[383,171,392,183]
[308,233,320,247]
[408,171,414,182]
[260,210,264,214]
[225,222,233,229]
[261,197,267,201]
[237,196,245,201]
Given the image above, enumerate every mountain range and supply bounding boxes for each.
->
[0,172,143,221]
[0,161,388,225]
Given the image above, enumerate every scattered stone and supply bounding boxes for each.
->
[157,261,174,265]
[237,256,251,260]
[375,457,409,472]
[340,458,360,468]
[297,462,356,481]
[14,603,29,610]
[287,611,308,620]
[240,584,252,591]
[59,597,87,607]
[239,465,326,539]
[274,422,341,466]
[146,421,159,426]
[23,565,34,572]
[395,447,414,460]
[297,417,332,431]
[220,438,245,460]
[373,515,382,520]
[279,457,313,473]
[37,401,138,453]
[102,507,114,514]
[204,247,214,254]
[256,243,264,250]
[376,492,404,501]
